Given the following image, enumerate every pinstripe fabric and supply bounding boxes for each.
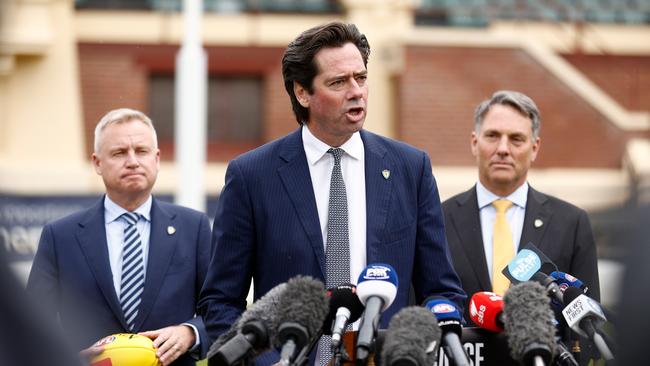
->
[120,212,144,331]
[200,128,467,351]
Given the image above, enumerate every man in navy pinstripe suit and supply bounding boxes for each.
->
[198,22,465,364]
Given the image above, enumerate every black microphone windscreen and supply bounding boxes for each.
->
[381,306,442,366]
[562,286,584,304]
[323,284,365,335]
[207,282,288,359]
[503,281,557,364]
[273,275,329,346]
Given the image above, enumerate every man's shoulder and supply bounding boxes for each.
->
[238,129,299,160]
[528,187,586,215]
[442,188,475,210]
[154,199,208,220]
[361,129,423,157]
[45,200,102,230]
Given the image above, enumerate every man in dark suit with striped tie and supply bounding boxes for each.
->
[27,108,213,366]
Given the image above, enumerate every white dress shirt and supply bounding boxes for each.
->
[476,181,528,281]
[302,125,367,286]
[103,195,200,348]
[104,195,152,297]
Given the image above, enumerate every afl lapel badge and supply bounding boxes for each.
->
[167,226,176,235]
[382,169,390,180]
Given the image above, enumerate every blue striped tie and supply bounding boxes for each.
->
[120,212,145,331]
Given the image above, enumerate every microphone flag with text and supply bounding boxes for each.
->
[207,282,288,366]
[381,306,442,366]
[503,281,556,366]
[273,276,329,366]
[561,287,614,361]
[501,242,564,305]
[469,291,505,333]
[354,263,398,366]
[550,271,589,295]
[501,242,557,286]
[423,296,471,366]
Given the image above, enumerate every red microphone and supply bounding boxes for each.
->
[469,291,505,332]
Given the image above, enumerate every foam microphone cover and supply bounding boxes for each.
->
[503,281,556,365]
[207,282,288,360]
[322,284,365,335]
[381,306,442,366]
[469,292,504,332]
[272,275,330,347]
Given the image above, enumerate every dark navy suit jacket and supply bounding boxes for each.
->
[199,128,466,350]
[27,196,213,366]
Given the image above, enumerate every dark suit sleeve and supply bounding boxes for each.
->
[185,213,213,358]
[571,209,601,301]
[26,223,60,319]
[412,152,466,310]
[198,159,255,342]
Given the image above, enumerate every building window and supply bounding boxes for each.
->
[148,74,263,161]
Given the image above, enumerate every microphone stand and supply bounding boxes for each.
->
[292,329,322,366]
[332,339,351,366]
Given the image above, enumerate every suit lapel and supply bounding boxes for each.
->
[450,188,492,291]
[76,197,129,330]
[134,198,177,330]
[277,129,326,278]
[520,186,552,251]
[361,131,392,262]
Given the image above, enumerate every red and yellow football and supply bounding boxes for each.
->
[90,333,160,366]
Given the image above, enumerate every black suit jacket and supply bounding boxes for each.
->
[442,185,600,311]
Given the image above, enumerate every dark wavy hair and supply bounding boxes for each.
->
[282,22,370,125]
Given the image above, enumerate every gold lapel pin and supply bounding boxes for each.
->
[382,169,390,180]
[534,219,543,228]
[167,226,176,235]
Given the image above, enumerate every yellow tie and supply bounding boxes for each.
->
[492,199,514,296]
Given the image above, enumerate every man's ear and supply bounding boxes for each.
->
[293,82,309,108]
[91,154,102,175]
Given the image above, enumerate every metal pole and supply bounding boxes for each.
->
[174,0,207,212]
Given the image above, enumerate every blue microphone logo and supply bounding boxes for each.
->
[424,298,461,323]
[359,263,398,285]
[507,249,541,282]
[432,303,456,314]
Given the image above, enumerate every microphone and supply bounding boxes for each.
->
[470,292,578,366]
[208,282,288,366]
[550,271,588,295]
[381,306,442,366]
[469,291,504,332]
[561,287,614,361]
[531,271,565,306]
[503,281,556,366]
[355,263,399,366]
[323,284,364,350]
[501,242,557,285]
[273,276,330,366]
[423,297,471,366]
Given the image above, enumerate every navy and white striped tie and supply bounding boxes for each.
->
[120,212,145,331]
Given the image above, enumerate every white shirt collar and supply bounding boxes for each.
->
[302,125,363,165]
[476,181,528,210]
[104,194,152,224]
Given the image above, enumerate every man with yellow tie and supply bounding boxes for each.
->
[441,90,600,312]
